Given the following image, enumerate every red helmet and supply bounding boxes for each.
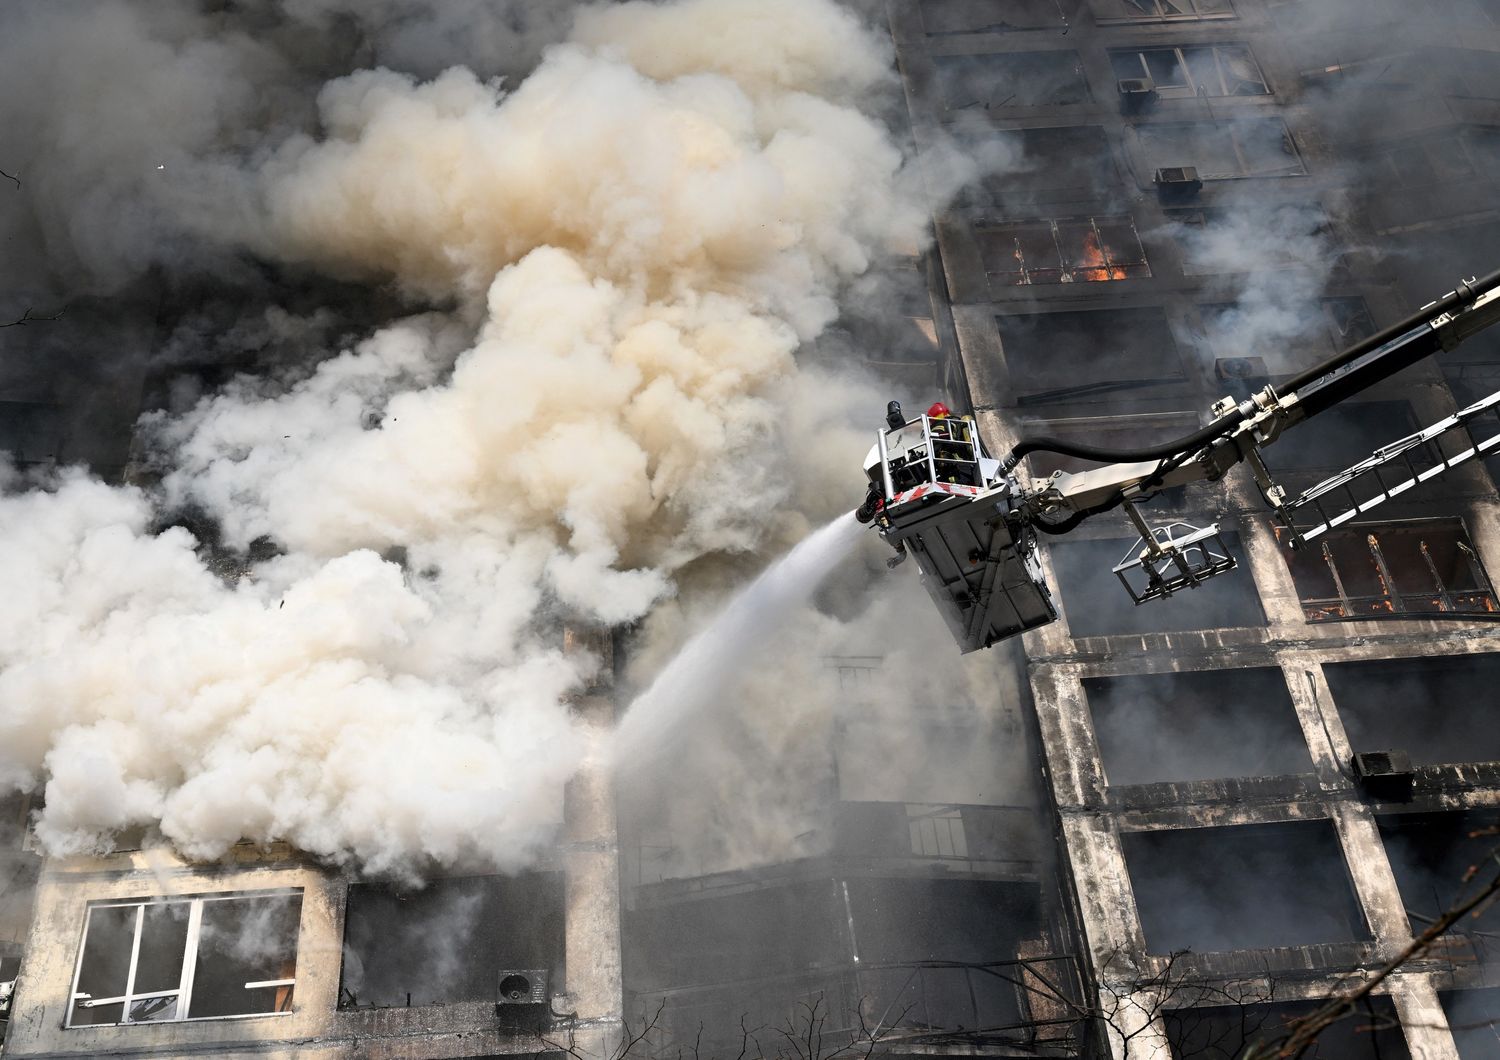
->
[926,401,951,418]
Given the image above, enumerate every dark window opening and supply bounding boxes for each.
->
[1122,821,1370,953]
[1324,653,1500,766]
[1165,997,1408,1059]
[1442,987,1500,1059]
[1110,45,1268,98]
[1092,0,1235,23]
[1378,810,1500,949]
[920,0,1077,34]
[1138,119,1305,179]
[996,307,1186,408]
[833,802,1039,862]
[958,127,1117,204]
[1269,400,1419,471]
[933,51,1090,109]
[1281,518,1497,623]
[69,891,301,1027]
[1049,532,1266,637]
[978,217,1150,286]
[339,873,563,1009]
[0,402,63,465]
[1084,668,1313,785]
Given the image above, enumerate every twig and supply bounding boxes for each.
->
[0,169,17,189]
[0,307,62,328]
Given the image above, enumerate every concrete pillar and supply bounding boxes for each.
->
[1391,976,1462,1060]
[560,692,625,1060]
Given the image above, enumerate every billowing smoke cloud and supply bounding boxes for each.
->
[0,0,970,878]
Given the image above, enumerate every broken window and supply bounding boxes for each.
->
[1324,652,1500,766]
[1281,518,1497,622]
[932,51,1090,109]
[1378,810,1500,949]
[995,306,1188,408]
[1084,668,1313,786]
[340,873,563,1009]
[977,216,1150,286]
[1121,821,1370,953]
[69,891,301,1027]
[1137,119,1305,179]
[919,0,1077,34]
[1110,45,1268,97]
[1165,998,1408,1059]
[1048,532,1266,637]
[1091,0,1234,23]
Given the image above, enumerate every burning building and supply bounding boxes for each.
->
[1,0,1500,1058]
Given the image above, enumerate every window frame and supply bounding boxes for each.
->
[1109,44,1269,98]
[1095,0,1236,24]
[977,215,1152,286]
[1137,118,1306,179]
[68,890,302,1028]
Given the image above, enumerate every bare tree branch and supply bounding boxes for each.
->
[0,169,17,189]
[0,307,62,328]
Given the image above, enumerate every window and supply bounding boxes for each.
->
[1138,119,1305,178]
[1168,203,1331,275]
[1281,518,1497,622]
[1198,297,1371,378]
[1091,0,1234,23]
[907,805,968,858]
[70,891,301,1027]
[1361,127,1500,189]
[996,306,1188,408]
[957,126,1117,204]
[1325,653,1500,767]
[977,216,1150,286]
[825,655,880,694]
[1110,45,1268,97]
[0,401,63,465]
[1121,821,1370,953]
[932,51,1090,109]
[1166,999,1409,1060]
[340,873,563,1009]
[1084,668,1313,786]
[919,0,1075,34]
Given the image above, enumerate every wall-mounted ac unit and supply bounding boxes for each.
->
[1117,77,1158,112]
[496,969,549,1007]
[1154,166,1203,201]
[1351,750,1415,801]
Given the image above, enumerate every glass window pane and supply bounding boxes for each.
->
[1145,50,1187,88]
[190,894,301,1018]
[133,903,190,995]
[1182,47,1223,94]
[75,906,136,1003]
[1218,45,1268,95]
[71,999,124,1026]
[127,995,180,1023]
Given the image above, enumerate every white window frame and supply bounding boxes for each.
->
[68,890,301,1028]
[1111,44,1269,98]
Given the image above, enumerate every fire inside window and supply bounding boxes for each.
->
[68,890,302,1027]
[1138,119,1305,179]
[1110,44,1268,97]
[978,217,1150,286]
[1280,518,1498,623]
[1099,0,1234,23]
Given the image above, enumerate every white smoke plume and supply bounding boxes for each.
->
[0,0,968,877]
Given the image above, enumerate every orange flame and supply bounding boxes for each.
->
[1077,231,1127,282]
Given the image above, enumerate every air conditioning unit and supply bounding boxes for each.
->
[1154,166,1203,202]
[1117,77,1158,112]
[496,969,549,1008]
[1351,750,1415,801]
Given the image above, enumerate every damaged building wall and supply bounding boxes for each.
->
[898,0,1500,1055]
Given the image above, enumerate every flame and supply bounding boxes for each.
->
[1077,230,1127,282]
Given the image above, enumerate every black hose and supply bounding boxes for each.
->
[1282,266,1500,394]
[1002,268,1500,473]
[1002,408,1246,473]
